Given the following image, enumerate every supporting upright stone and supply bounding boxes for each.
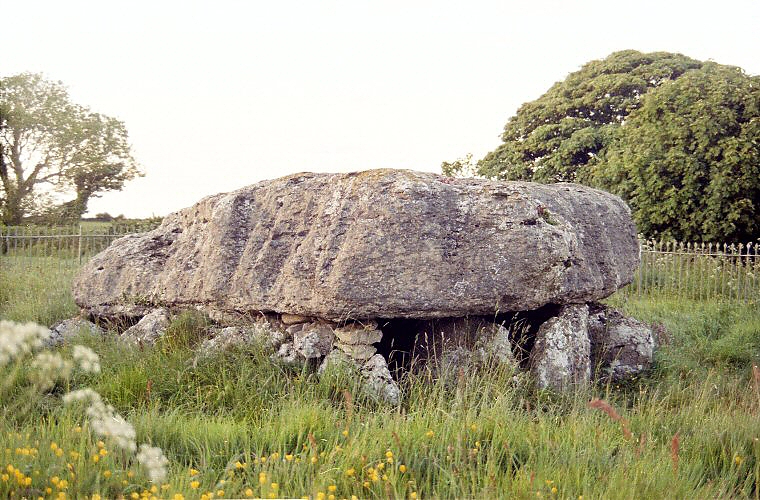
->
[529,304,590,390]
[588,304,655,380]
[122,308,171,345]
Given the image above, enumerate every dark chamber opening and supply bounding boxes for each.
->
[375,303,562,376]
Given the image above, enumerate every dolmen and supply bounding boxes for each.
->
[70,169,655,402]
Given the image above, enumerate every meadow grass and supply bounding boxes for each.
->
[2,262,760,499]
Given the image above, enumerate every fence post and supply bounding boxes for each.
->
[77,224,83,266]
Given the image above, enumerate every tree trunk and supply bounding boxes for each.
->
[58,189,93,222]
[1,189,24,225]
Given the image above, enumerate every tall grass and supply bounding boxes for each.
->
[2,262,760,498]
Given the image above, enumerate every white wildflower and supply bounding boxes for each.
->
[71,345,101,373]
[136,444,169,483]
[64,387,137,452]
[30,351,73,388]
[63,387,102,404]
[0,320,49,366]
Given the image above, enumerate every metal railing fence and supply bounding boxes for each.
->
[617,240,758,303]
[0,223,159,276]
[1,226,758,303]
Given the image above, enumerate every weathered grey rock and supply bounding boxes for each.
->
[292,323,334,359]
[317,349,358,376]
[334,321,382,345]
[335,341,377,361]
[272,342,300,365]
[73,169,639,321]
[47,319,104,347]
[198,322,283,357]
[588,304,655,380]
[317,350,400,404]
[281,313,311,325]
[285,323,306,335]
[361,354,401,405]
[435,323,519,380]
[529,304,590,390]
[413,317,518,372]
[121,308,171,345]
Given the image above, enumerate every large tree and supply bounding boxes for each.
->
[0,73,141,224]
[457,51,760,242]
[594,63,760,242]
[473,50,703,183]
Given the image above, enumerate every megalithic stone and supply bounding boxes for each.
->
[73,169,639,322]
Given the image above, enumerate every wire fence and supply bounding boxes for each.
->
[1,225,758,304]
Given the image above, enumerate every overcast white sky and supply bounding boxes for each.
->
[3,0,759,218]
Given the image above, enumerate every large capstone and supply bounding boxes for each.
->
[74,169,639,321]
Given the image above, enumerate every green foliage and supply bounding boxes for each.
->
[470,50,760,242]
[3,303,760,498]
[595,63,760,242]
[475,50,702,183]
[0,73,143,225]
[4,261,760,498]
[440,153,478,178]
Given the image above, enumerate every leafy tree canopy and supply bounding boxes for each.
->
[0,73,142,225]
[456,50,760,242]
[476,50,703,183]
[594,63,760,242]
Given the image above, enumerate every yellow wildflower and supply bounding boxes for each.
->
[191,481,200,489]
[399,464,407,473]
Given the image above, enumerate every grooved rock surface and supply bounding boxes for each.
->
[73,169,639,321]
[530,304,591,390]
[589,304,655,380]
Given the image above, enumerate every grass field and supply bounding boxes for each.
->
[2,261,760,499]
